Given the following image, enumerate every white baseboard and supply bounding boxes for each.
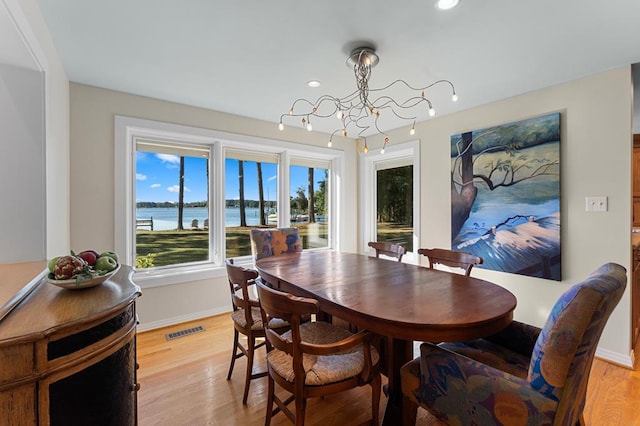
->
[137,307,230,332]
[595,346,634,369]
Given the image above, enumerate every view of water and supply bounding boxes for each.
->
[136,207,267,230]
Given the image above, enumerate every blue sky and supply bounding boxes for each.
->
[135,152,326,203]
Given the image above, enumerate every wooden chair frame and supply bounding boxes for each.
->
[417,247,483,276]
[256,280,381,426]
[225,259,269,404]
[368,241,406,262]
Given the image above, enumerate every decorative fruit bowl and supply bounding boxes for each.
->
[46,264,121,290]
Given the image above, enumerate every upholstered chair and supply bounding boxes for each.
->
[256,280,381,425]
[250,227,302,261]
[368,241,406,262]
[400,262,627,426]
[417,247,483,276]
[225,259,289,404]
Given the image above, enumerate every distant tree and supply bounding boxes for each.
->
[314,170,327,215]
[307,167,315,223]
[257,162,266,225]
[177,156,185,231]
[238,160,246,227]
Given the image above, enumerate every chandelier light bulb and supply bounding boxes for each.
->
[307,123,313,131]
[381,148,385,154]
[328,141,332,147]
[363,144,369,153]
[429,108,436,117]
[337,110,343,119]
[278,122,284,131]
[452,93,458,102]
[410,127,415,136]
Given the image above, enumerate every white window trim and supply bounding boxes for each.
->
[359,140,421,264]
[115,116,344,288]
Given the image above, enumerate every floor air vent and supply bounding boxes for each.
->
[165,325,205,341]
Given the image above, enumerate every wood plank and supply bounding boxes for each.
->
[138,314,640,425]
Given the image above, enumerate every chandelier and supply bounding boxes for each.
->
[278,45,458,154]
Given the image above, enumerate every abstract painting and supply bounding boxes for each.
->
[450,113,561,280]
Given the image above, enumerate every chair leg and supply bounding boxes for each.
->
[402,395,418,426]
[371,372,381,425]
[264,375,275,426]
[294,394,307,426]
[242,335,256,404]
[227,328,239,380]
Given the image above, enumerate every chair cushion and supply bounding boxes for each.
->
[250,228,302,260]
[439,340,531,379]
[231,307,288,331]
[267,321,380,385]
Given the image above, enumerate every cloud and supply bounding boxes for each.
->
[136,173,147,181]
[156,153,180,164]
[150,183,161,189]
[167,185,190,193]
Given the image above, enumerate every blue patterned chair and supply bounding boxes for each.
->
[250,227,302,261]
[400,262,627,426]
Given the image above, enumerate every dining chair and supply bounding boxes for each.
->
[368,241,406,262]
[256,280,382,426]
[225,259,289,404]
[400,262,627,426]
[250,227,302,261]
[417,247,483,276]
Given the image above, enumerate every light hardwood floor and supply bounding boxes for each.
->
[137,314,640,426]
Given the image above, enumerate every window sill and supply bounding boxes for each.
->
[133,263,230,289]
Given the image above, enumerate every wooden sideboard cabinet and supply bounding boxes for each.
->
[0,263,141,425]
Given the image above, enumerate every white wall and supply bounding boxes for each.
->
[68,83,359,330]
[2,0,70,258]
[0,64,45,263]
[370,67,634,364]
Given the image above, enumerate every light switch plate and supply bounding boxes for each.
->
[586,196,608,212]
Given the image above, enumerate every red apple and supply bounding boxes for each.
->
[54,255,86,280]
[77,250,99,266]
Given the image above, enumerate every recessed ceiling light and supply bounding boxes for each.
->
[307,80,321,88]
[437,0,459,10]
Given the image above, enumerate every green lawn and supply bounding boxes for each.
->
[135,222,410,268]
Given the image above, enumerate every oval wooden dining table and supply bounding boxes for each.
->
[256,250,517,425]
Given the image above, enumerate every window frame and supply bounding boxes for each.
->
[115,116,343,288]
[359,140,420,263]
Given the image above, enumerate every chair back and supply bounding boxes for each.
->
[256,280,319,356]
[417,247,483,276]
[528,262,627,424]
[368,241,406,262]
[250,227,302,261]
[225,259,260,328]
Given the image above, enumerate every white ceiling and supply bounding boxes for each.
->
[35,0,640,136]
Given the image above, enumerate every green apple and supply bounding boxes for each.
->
[99,251,119,263]
[95,255,118,272]
[48,256,61,273]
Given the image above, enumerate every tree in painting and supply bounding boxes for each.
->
[450,113,561,280]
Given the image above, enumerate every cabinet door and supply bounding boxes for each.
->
[49,338,137,426]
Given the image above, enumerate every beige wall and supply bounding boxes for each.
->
[372,67,633,363]
[69,83,359,330]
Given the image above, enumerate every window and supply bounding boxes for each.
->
[376,164,413,252]
[224,151,279,258]
[290,160,330,249]
[115,116,342,287]
[360,141,420,261]
[135,141,210,269]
